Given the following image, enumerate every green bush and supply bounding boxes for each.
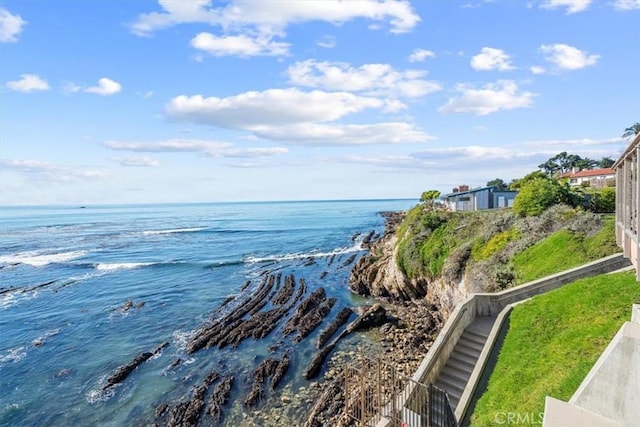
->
[421,223,455,278]
[472,228,521,261]
[588,187,616,213]
[396,208,452,279]
[513,178,564,216]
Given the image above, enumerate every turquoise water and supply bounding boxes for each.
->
[0,199,416,426]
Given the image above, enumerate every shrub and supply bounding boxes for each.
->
[472,228,521,261]
[588,188,616,213]
[513,178,564,216]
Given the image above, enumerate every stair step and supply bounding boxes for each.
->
[456,338,484,354]
[434,385,461,410]
[462,330,489,346]
[449,395,460,411]
[440,365,472,383]
[431,385,459,413]
[449,351,478,368]
[438,372,467,391]
[442,359,473,378]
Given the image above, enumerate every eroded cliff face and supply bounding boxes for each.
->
[350,211,468,314]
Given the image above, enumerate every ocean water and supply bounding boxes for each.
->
[0,199,416,426]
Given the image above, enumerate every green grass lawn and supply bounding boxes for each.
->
[512,216,618,284]
[469,271,640,426]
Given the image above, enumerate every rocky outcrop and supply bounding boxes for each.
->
[165,371,220,427]
[103,342,168,390]
[349,211,428,300]
[244,353,290,407]
[303,304,391,380]
[317,307,352,349]
[207,376,234,421]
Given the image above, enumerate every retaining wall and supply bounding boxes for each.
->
[408,253,631,422]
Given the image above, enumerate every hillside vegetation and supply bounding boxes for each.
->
[470,271,640,426]
[395,204,619,294]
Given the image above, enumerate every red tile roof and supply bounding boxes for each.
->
[567,168,615,178]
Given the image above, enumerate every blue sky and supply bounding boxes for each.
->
[1,0,638,205]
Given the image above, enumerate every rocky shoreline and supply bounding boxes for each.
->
[244,210,445,427]
[85,209,444,426]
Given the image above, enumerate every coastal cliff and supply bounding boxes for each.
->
[349,211,428,301]
[349,203,620,315]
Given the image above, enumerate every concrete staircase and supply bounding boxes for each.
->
[434,316,496,410]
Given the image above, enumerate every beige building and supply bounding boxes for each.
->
[614,133,640,280]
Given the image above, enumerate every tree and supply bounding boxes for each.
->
[420,190,441,210]
[538,152,592,176]
[573,157,598,171]
[509,171,546,190]
[513,177,564,216]
[598,157,615,168]
[486,178,508,191]
[622,122,640,139]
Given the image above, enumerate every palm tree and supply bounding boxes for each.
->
[622,122,640,139]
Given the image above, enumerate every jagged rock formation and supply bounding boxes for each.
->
[303,303,391,380]
[103,342,168,390]
[350,211,428,300]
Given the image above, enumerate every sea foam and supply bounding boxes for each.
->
[0,250,87,267]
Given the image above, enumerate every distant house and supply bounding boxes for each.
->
[561,168,615,188]
[442,185,518,212]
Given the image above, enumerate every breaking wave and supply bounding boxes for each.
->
[142,227,208,236]
[244,241,365,264]
[0,250,88,267]
[94,262,157,271]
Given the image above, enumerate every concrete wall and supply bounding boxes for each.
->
[568,321,640,425]
[407,253,631,422]
[544,305,640,426]
[412,296,479,385]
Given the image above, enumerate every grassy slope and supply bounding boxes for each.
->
[512,216,618,284]
[395,205,619,291]
[470,271,640,426]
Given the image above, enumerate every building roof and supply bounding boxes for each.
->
[567,168,615,179]
[613,132,640,169]
[442,186,517,198]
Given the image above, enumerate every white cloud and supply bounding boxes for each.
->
[540,0,592,13]
[0,8,26,43]
[163,88,431,146]
[341,145,538,174]
[614,0,640,10]
[438,80,535,115]
[251,122,433,146]
[286,60,441,98]
[519,137,625,147]
[104,139,288,158]
[165,88,399,129]
[191,32,290,57]
[6,74,49,92]
[85,78,122,96]
[343,136,626,177]
[530,66,546,74]
[539,44,599,70]
[1,159,108,182]
[131,0,420,37]
[409,49,435,63]
[111,156,160,167]
[316,35,336,49]
[470,47,515,71]
[63,82,83,93]
[130,0,419,58]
